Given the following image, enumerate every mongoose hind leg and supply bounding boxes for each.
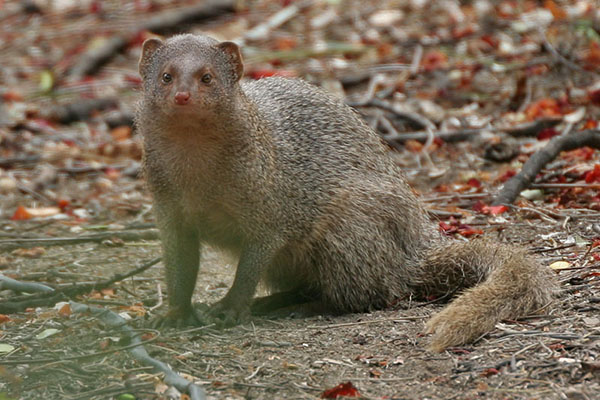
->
[251,288,325,318]
[202,243,283,327]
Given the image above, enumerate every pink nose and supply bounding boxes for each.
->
[174,91,190,105]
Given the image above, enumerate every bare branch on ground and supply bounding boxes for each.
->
[70,302,206,400]
[493,129,600,205]
[0,257,160,314]
[0,229,159,253]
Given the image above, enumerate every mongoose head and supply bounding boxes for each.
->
[138,34,244,125]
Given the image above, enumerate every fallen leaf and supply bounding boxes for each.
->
[57,303,71,317]
[520,189,544,201]
[488,205,508,215]
[549,261,570,270]
[11,206,32,221]
[585,164,600,183]
[36,328,60,339]
[537,127,560,140]
[11,206,61,220]
[543,0,566,19]
[369,368,382,378]
[39,70,54,92]
[480,368,499,377]
[525,99,561,120]
[0,344,15,354]
[111,126,132,141]
[321,382,360,399]
[421,50,447,71]
[466,178,481,188]
[12,247,46,258]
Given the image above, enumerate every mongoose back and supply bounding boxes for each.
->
[136,34,556,351]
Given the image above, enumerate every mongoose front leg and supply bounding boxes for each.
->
[205,243,274,327]
[154,214,202,327]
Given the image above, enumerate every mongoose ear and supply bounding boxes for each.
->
[139,38,163,79]
[217,41,244,81]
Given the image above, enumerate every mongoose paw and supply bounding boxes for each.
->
[151,306,204,329]
[202,299,250,328]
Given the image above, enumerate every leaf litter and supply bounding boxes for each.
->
[1,0,599,399]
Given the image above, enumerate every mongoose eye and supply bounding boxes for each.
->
[201,73,212,84]
[162,73,172,84]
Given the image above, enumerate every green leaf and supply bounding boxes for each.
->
[36,328,60,339]
[39,70,54,93]
[0,343,15,354]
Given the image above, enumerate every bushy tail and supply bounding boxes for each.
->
[417,240,556,352]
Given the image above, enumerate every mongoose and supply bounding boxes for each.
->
[136,34,556,352]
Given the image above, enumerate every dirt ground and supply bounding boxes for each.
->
[1,1,600,399]
[2,208,599,399]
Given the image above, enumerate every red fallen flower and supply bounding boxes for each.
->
[472,200,487,213]
[498,169,517,182]
[421,50,448,72]
[583,119,598,130]
[440,218,483,237]
[11,206,32,220]
[466,178,481,188]
[480,367,500,377]
[537,127,560,140]
[439,221,458,234]
[321,382,360,399]
[247,69,296,80]
[472,201,508,215]
[457,226,484,237]
[487,205,508,215]
[585,164,600,183]
[589,88,600,106]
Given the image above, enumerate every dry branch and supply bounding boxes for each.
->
[0,229,159,252]
[70,302,206,400]
[349,98,436,130]
[502,117,563,137]
[0,257,160,314]
[49,97,118,124]
[0,275,54,293]
[493,129,600,205]
[68,0,235,79]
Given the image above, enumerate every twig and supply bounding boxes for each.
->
[0,275,54,293]
[245,362,265,381]
[349,98,436,131]
[492,329,600,340]
[241,0,312,43]
[538,27,584,72]
[0,154,41,168]
[70,302,206,400]
[493,129,600,205]
[306,317,424,330]
[502,117,563,137]
[511,343,538,371]
[363,117,564,145]
[0,229,159,252]
[0,257,161,314]
[49,97,118,124]
[0,326,160,365]
[531,183,600,189]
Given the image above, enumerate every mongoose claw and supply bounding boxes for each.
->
[151,306,205,329]
[201,299,250,328]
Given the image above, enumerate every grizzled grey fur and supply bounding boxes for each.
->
[136,34,556,351]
